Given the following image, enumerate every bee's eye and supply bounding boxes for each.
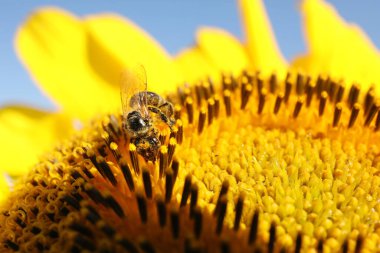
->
[127,111,147,132]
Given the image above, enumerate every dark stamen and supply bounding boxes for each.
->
[258,88,267,114]
[185,98,194,124]
[129,144,140,174]
[180,175,192,207]
[156,196,166,227]
[139,240,156,253]
[296,73,304,95]
[117,237,139,253]
[295,233,302,253]
[333,103,343,127]
[171,159,179,186]
[99,222,116,237]
[190,184,198,218]
[214,181,229,217]
[174,105,182,120]
[214,95,220,118]
[305,81,315,107]
[335,82,345,103]
[96,156,117,186]
[142,168,152,199]
[355,235,363,253]
[176,120,183,144]
[223,90,232,117]
[364,102,379,126]
[208,98,215,125]
[348,84,360,109]
[31,226,41,234]
[105,195,125,218]
[201,81,211,100]
[364,88,375,115]
[109,142,121,161]
[197,108,207,134]
[87,150,104,178]
[342,239,348,253]
[170,207,180,239]
[159,146,168,178]
[69,223,94,238]
[248,210,259,244]
[215,196,227,235]
[195,85,203,107]
[62,195,80,210]
[184,238,202,253]
[119,159,135,192]
[234,193,244,231]
[269,74,277,93]
[375,110,380,131]
[177,86,187,106]
[293,97,304,119]
[268,223,276,253]
[82,167,94,179]
[193,207,202,239]
[74,234,96,251]
[70,169,84,181]
[136,192,147,224]
[84,184,105,205]
[167,138,176,165]
[328,80,338,102]
[317,239,324,253]
[319,91,328,117]
[208,77,215,94]
[220,239,231,253]
[84,205,101,224]
[5,240,19,251]
[315,75,325,98]
[274,93,284,115]
[14,217,26,228]
[165,169,174,203]
[97,144,107,157]
[222,75,232,91]
[256,75,263,95]
[159,133,167,146]
[241,82,253,110]
[348,103,361,128]
[284,73,292,103]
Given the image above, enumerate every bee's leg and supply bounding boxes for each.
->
[147,106,174,129]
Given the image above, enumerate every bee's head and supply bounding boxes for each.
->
[126,111,150,137]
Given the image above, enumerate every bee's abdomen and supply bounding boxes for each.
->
[129,91,161,108]
[145,91,161,106]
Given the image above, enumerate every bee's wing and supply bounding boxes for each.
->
[120,65,149,119]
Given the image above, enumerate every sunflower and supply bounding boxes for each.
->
[1,0,380,252]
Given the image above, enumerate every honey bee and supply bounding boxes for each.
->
[120,65,175,161]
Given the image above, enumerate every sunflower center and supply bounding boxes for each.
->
[176,117,380,247]
[172,72,380,250]
[1,71,380,252]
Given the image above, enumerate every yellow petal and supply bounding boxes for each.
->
[0,174,10,205]
[84,14,183,95]
[238,0,287,77]
[294,0,380,93]
[0,105,73,176]
[15,7,122,120]
[196,27,249,77]
[174,47,220,84]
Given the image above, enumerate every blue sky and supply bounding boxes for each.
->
[1,1,380,111]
